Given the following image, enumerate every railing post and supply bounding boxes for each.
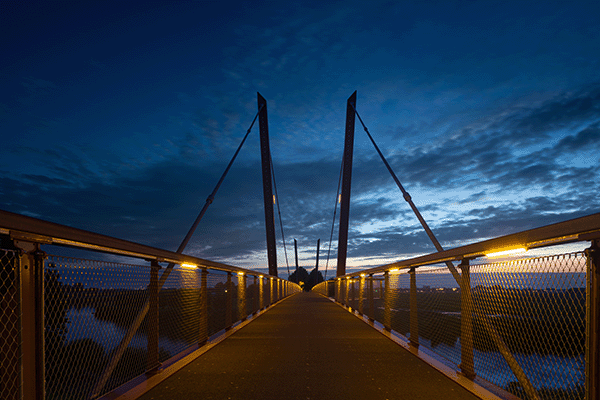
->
[259,276,264,310]
[225,272,233,330]
[459,259,475,379]
[238,273,247,321]
[587,239,600,400]
[379,278,383,299]
[358,276,364,315]
[368,274,374,321]
[14,239,46,400]
[199,268,208,345]
[253,275,259,314]
[409,268,419,348]
[146,260,161,374]
[345,278,350,306]
[384,271,391,331]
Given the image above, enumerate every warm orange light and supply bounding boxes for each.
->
[360,273,366,278]
[485,248,527,258]
[237,272,244,276]
[181,263,197,269]
[389,268,401,275]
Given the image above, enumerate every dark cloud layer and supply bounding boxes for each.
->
[2,1,599,274]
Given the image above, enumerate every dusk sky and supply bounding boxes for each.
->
[2,1,599,277]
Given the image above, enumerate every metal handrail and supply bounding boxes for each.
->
[339,212,600,278]
[0,209,300,400]
[0,209,259,275]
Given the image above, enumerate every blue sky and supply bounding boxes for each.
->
[2,1,599,277]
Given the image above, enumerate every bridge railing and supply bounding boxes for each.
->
[0,210,300,400]
[313,212,600,400]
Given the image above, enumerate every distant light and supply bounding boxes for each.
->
[237,272,244,276]
[485,248,527,258]
[273,195,276,204]
[181,263,197,269]
[360,273,366,278]
[389,268,400,275]
[338,194,342,204]
[259,275,264,279]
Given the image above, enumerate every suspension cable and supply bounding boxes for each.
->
[323,155,344,280]
[177,104,264,253]
[269,153,291,277]
[351,104,461,284]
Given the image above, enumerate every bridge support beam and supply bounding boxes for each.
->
[587,239,600,400]
[199,268,208,345]
[409,268,419,348]
[459,259,475,379]
[14,239,46,400]
[146,260,161,374]
[337,91,357,277]
[257,93,277,277]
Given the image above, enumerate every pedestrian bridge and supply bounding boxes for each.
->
[1,210,599,400]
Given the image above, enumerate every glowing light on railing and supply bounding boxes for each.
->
[181,263,197,269]
[360,273,366,278]
[237,272,244,276]
[259,275,264,278]
[485,248,527,258]
[389,268,401,274]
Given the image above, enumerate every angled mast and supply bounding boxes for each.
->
[257,92,278,277]
[336,91,357,277]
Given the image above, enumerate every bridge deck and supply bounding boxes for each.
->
[136,292,482,400]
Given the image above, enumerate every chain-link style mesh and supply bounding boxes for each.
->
[1,248,20,400]
[39,254,299,400]
[44,256,151,399]
[470,253,586,399]
[314,252,587,400]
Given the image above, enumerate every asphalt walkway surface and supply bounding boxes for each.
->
[136,291,481,400]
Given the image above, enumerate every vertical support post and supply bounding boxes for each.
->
[16,240,45,400]
[257,93,277,277]
[253,275,258,315]
[587,239,600,400]
[147,260,160,374]
[345,278,350,306]
[337,91,357,277]
[315,238,320,272]
[358,275,365,315]
[199,268,208,345]
[225,272,233,330]
[384,271,391,331]
[409,268,419,348]
[270,278,274,306]
[459,259,475,379]
[259,276,264,310]
[335,279,340,302]
[368,274,374,321]
[238,273,247,321]
[294,239,299,284]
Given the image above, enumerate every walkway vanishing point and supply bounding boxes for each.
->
[133,292,487,400]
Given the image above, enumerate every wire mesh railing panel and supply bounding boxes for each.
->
[413,267,462,367]
[158,267,202,359]
[385,272,412,337]
[207,271,228,337]
[44,256,150,399]
[470,252,586,400]
[0,248,20,400]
